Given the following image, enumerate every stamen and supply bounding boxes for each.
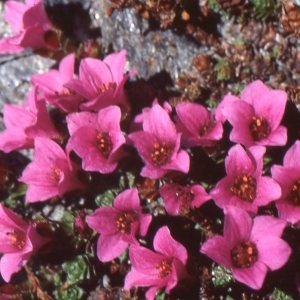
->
[6,230,26,250]
[97,82,117,94]
[288,180,300,206]
[150,142,173,167]
[156,259,172,278]
[50,166,62,183]
[249,116,271,141]
[96,132,113,158]
[231,241,258,268]
[116,211,137,234]
[231,175,256,202]
[175,187,194,214]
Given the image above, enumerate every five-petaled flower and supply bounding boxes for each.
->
[0,88,60,153]
[32,53,83,112]
[201,206,291,290]
[0,0,57,54]
[128,102,190,179]
[272,140,300,224]
[160,183,210,215]
[124,226,188,300]
[86,188,152,262]
[217,80,287,147]
[65,49,135,111]
[210,144,281,213]
[19,137,84,202]
[175,101,223,148]
[66,105,126,174]
[0,204,47,282]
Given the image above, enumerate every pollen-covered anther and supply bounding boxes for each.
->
[231,175,257,202]
[156,259,172,278]
[97,82,117,94]
[116,211,137,234]
[150,142,173,167]
[249,116,271,141]
[96,132,113,158]
[7,230,26,250]
[288,180,300,206]
[231,241,258,268]
[50,166,62,183]
[176,187,194,214]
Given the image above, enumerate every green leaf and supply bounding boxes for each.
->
[53,286,84,300]
[62,255,96,285]
[211,264,233,287]
[269,288,294,300]
[95,190,116,207]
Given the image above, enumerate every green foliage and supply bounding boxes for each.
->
[211,264,233,287]
[208,0,228,16]
[53,286,84,300]
[215,60,232,82]
[4,183,26,209]
[269,288,294,300]
[250,0,280,20]
[95,189,116,207]
[62,254,96,285]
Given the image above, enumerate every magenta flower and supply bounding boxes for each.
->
[272,141,300,224]
[124,226,188,300]
[66,106,126,174]
[128,103,190,179]
[86,188,152,262]
[32,53,83,112]
[160,183,210,215]
[0,204,47,282]
[19,137,84,203]
[175,101,223,148]
[210,144,281,213]
[200,206,291,290]
[0,0,56,54]
[0,88,60,153]
[65,50,135,111]
[219,80,287,147]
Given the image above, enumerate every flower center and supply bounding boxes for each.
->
[288,180,300,206]
[116,211,137,234]
[231,175,257,202]
[176,187,195,214]
[231,241,258,268]
[96,132,113,158]
[156,259,172,278]
[50,166,62,183]
[97,82,117,94]
[43,30,60,49]
[150,142,173,167]
[249,116,271,141]
[6,230,26,250]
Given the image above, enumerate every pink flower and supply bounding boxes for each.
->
[65,50,134,111]
[66,106,126,174]
[32,54,83,112]
[0,88,60,153]
[218,80,287,147]
[160,183,210,215]
[128,103,190,179]
[124,226,188,300]
[19,137,84,203]
[0,0,56,54]
[0,204,47,282]
[271,141,300,224]
[175,101,223,148]
[210,144,281,213]
[86,188,152,262]
[200,206,291,290]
